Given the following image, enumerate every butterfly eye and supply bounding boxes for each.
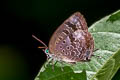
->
[45,49,49,54]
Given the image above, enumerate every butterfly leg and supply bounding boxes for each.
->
[61,63,64,71]
[52,59,58,71]
[58,61,65,71]
[51,60,59,71]
[46,56,58,71]
[43,54,51,68]
[44,58,55,71]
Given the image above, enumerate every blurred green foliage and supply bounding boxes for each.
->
[0,45,29,80]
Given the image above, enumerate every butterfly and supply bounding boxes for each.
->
[32,12,94,65]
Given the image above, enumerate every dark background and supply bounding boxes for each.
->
[1,0,120,80]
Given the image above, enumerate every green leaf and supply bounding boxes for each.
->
[35,66,87,80]
[91,49,120,80]
[34,10,120,80]
[107,10,120,22]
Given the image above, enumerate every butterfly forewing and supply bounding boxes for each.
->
[49,12,94,63]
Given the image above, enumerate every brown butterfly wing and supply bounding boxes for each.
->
[49,12,94,62]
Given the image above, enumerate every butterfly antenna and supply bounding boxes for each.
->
[32,35,48,48]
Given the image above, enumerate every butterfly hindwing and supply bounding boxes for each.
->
[49,12,94,62]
